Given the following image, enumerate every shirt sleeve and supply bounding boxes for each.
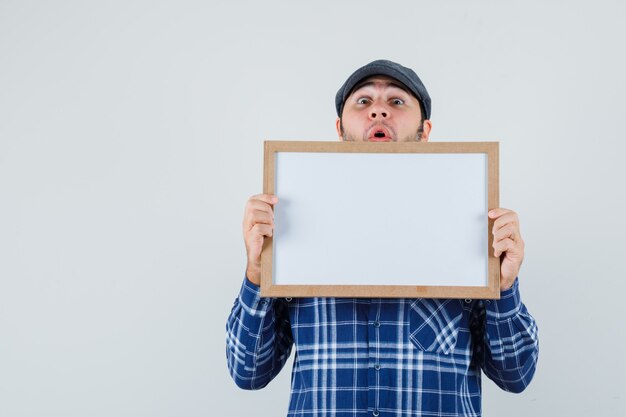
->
[474,278,539,393]
[225,276,293,390]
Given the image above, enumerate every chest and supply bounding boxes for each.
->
[284,297,478,355]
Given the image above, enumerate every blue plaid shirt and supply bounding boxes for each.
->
[226,277,538,416]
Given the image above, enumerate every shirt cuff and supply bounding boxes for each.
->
[486,277,523,320]
[238,274,274,317]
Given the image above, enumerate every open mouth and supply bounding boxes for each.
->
[368,126,392,141]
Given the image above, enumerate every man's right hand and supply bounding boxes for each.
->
[242,194,278,286]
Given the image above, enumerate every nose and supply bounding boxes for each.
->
[369,102,388,120]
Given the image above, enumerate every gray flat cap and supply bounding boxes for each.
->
[335,59,431,120]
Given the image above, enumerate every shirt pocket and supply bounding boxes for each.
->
[408,298,464,355]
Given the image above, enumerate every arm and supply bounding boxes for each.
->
[226,276,293,390]
[474,208,539,392]
[475,279,539,393]
[225,194,293,389]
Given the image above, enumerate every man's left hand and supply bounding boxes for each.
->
[488,208,525,291]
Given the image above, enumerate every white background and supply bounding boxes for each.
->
[1,1,625,416]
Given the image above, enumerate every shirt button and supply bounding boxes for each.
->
[374,364,381,371]
[373,321,380,327]
[373,410,380,416]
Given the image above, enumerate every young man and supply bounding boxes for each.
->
[227,60,538,417]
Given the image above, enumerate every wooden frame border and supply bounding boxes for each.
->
[261,141,500,299]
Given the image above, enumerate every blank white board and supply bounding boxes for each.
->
[261,141,500,299]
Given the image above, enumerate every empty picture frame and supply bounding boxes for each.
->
[260,141,500,299]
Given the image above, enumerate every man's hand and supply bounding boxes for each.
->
[488,208,525,291]
[242,194,278,286]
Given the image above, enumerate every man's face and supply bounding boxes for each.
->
[336,76,431,142]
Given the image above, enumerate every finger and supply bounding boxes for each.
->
[250,223,273,238]
[488,208,513,219]
[244,209,274,232]
[245,223,274,263]
[246,198,277,215]
[244,198,277,229]
[493,224,517,243]
[250,194,279,206]
[493,238,515,258]
[492,213,520,234]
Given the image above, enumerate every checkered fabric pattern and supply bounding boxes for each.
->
[226,278,538,417]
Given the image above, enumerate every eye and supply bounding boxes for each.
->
[356,97,370,105]
[391,98,405,105]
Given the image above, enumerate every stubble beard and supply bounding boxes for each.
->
[340,120,424,142]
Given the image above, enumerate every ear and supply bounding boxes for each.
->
[335,117,344,140]
[420,120,432,142]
